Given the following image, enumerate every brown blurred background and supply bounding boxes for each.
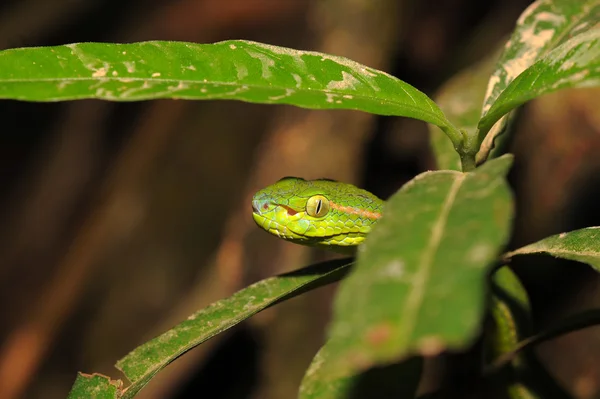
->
[1,0,600,398]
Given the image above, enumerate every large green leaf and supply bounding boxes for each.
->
[115,258,352,398]
[506,227,600,270]
[67,373,120,399]
[0,40,458,133]
[299,346,422,399]
[320,155,514,377]
[477,0,600,158]
[478,26,600,144]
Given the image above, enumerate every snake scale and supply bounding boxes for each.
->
[251,177,383,251]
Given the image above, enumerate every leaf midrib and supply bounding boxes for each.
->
[510,247,600,258]
[0,76,447,125]
[398,173,466,346]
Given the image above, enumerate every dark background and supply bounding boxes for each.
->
[0,0,599,398]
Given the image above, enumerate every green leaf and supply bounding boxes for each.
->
[116,258,352,398]
[477,0,600,157]
[485,267,574,399]
[0,40,457,132]
[428,46,502,171]
[488,267,538,399]
[482,0,600,116]
[67,373,121,399]
[487,309,600,373]
[478,26,600,143]
[488,266,532,356]
[299,345,422,399]
[506,227,600,270]
[322,155,514,376]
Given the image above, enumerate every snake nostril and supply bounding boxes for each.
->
[252,200,259,213]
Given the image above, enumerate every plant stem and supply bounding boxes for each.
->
[440,125,478,172]
[460,152,477,172]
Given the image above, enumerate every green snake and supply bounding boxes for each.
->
[252,177,569,398]
[251,177,383,251]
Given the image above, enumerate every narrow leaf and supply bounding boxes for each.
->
[485,270,576,399]
[506,226,600,270]
[67,373,121,399]
[478,27,600,141]
[478,0,600,157]
[0,40,455,131]
[116,258,352,398]
[487,309,600,373]
[322,155,514,376]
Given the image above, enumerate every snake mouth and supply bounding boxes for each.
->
[251,212,351,244]
[252,212,363,251]
[252,211,328,244]
[252,212,302,240]
[252,199,266,214]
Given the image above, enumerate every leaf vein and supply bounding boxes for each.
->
[399,174,466,346]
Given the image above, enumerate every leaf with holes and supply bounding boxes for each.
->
[320,155,514,377]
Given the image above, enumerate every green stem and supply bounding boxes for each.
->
[460,152,477,172]
[458,127,480,172]
[440,124,477,172]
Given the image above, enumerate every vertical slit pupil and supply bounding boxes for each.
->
[316,199,322,214]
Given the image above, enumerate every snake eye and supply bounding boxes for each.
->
[306,195,330,218]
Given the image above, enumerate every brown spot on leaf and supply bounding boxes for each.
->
[366,323,392,346]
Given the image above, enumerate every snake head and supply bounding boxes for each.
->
[252,177,383,250]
